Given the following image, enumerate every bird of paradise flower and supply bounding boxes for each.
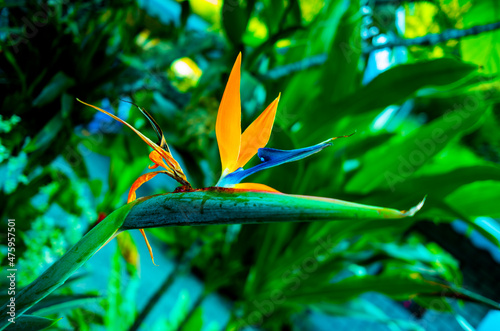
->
[77,53,424,264]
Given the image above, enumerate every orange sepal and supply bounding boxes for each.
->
[127,170,169,203]
[77,99,185,179]
[140,229,157,266]
[236,94,280,169]
[126,170,168,266]
[148,151,170,171]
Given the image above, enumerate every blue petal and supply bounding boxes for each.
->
[217,139,334,186]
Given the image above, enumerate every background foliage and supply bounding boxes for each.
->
[1,0,500,330]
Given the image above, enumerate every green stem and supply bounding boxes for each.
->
[127,266,178,331]
[175,292,207,331]
[259,54,328,81]
[364,21,500,54]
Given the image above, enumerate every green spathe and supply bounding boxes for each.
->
[123,189,425,229]
[0,189,424,330]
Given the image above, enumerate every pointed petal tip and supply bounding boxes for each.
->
[321,131,357,145]
[140,229,159,266]
[235,52,242,66]
[403,196,427,217]
[235,93,280,169]
[330,131,356,141]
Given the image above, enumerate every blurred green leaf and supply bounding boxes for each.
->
[182,306,204,331]
[222,0,255,45]
[445,181,500,218]
[26,295,100,316]
[312,300,426,331]
[8,315,60,331]
[461,0,500,74]
[346,103,488,194]
[376,242,457,267]
[284,273,500,310]
[24,114,65,153]
[0,202,134,328]
[301,58,478,143]
[32,72,75,108]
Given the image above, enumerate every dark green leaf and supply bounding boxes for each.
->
[32,72,75,108]
[7,315,60,331]
[24,114,65,153]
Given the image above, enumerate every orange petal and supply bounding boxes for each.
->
[236,94,280,169]
[216,54,242,175]
[127,170,167,266]
[231,182,281,193]
[148,150,188,183]
[77,99,186,180]
[127,171,169,203]
[148,151,170,170]
[140,229,158,266]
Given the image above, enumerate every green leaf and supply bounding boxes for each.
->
[26,295,100,316]
[24,114,65,153]
[284,273,500,310]
[376,242,457,267]
[32,72,75,108]
[182,306,204,331]
[445,181,500,218]
[0,202,135,329]
[122,189,426,230]
[299,58,478,143]
[7,315,61,331]
[384,165,500,199]
[279,0,351,133]
[89,179,103,198]
[222,0,254,45]
[340,58,477,112]
[461,0,500,74]
[312,300,426,331]
[105,247,125,330]
[345,103,488,194]
[116,231,140,275]
[260,0,285,34]
[61,93,73,118]
[425,201,500,247]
